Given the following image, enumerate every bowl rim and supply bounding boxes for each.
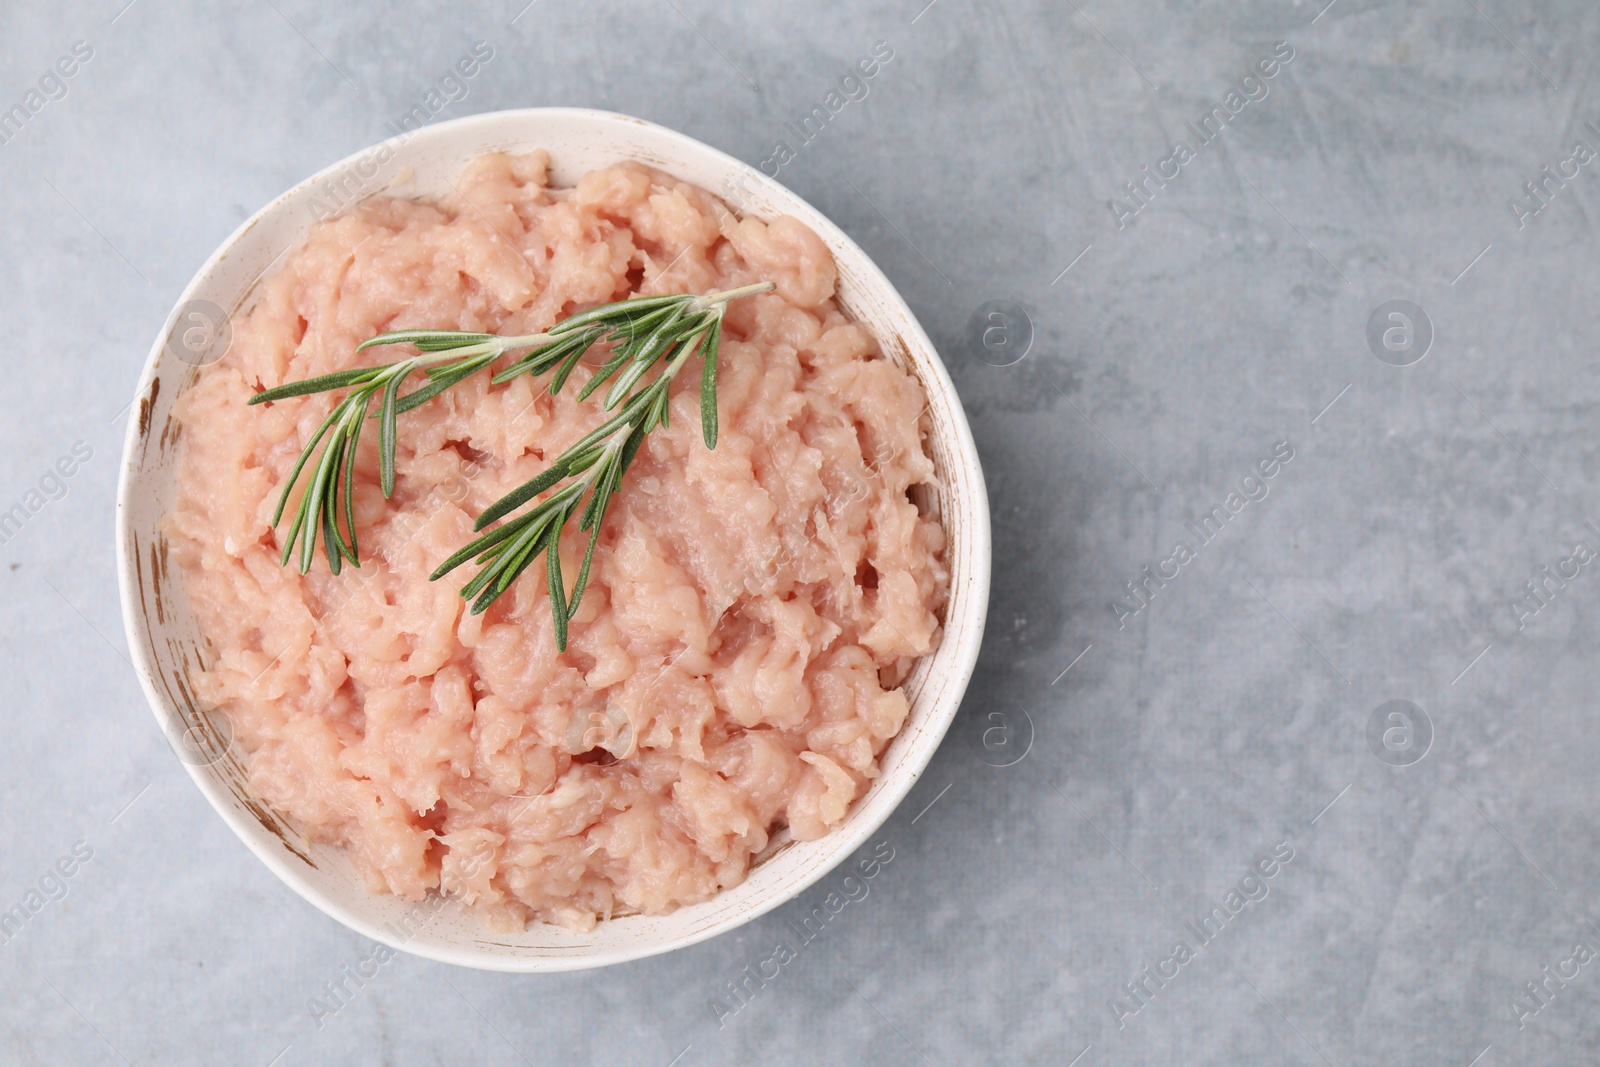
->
[116,106,990,971]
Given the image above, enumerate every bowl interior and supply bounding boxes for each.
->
[116,108,989,971]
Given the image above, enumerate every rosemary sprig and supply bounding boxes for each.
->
[250,281,773,648]
[434,282,772,648]
[250,330,545,574]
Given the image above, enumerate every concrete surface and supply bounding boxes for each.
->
[2,1,1598,1063]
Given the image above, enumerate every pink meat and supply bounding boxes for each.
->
[168,152,948,930]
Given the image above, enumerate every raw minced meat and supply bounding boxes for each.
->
[168,151,947,931]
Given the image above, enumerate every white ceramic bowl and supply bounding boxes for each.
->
[116,107,989,972]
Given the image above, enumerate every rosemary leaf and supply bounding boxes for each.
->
[271,404,343,526]
[379,371,404,498]
[321,478,343,577]
[297,428,345,573]
[546,521,569,648]
[430,512,530,580]
[342,421,361,562]
[474,458,570,530]
[358,329,497,352]
[700,319,722,449]
[474,511,554,611]
[556,293,680,332]
[320,434,350,566]
[395,354,492,413]
[618,418,650,473]
[250,367,380,405]
[550,341,600,396]
[492,329,597,385]
[602,356,656,410]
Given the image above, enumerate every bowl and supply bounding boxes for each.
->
[115,107,990,972]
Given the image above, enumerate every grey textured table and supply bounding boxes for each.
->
[2,1,1596,1064]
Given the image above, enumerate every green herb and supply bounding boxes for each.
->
[250,281,773,647]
